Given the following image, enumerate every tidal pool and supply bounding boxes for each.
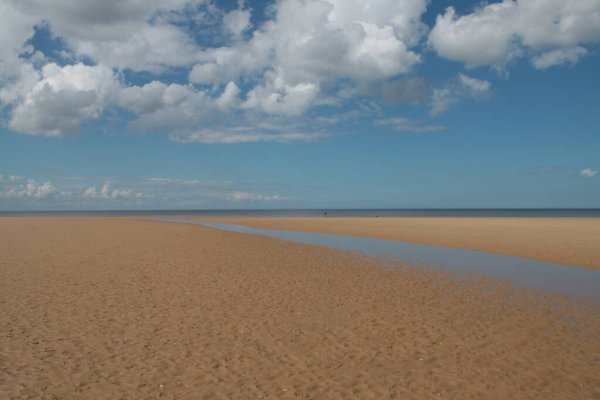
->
[160,218,599,302]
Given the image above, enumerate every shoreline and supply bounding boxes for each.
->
[188,217,600,270]
[2,208,600,219]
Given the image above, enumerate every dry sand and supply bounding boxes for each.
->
[192,217,600,270]
[0,217,598,399]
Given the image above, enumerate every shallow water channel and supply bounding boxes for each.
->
[160,218,599,303]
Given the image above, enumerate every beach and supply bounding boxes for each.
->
[1,217,598,399]
[192,217,600,270]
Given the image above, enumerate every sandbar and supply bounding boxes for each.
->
[191,217,600,269]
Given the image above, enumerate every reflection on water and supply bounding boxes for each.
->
[161,218,600,303]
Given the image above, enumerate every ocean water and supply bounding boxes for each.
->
[1,208,600,217]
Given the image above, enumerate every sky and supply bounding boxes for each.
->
[0,0,599,211]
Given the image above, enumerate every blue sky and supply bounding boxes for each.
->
[0,0,599,210]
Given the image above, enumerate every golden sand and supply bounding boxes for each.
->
[193,217,600,270]
[1,217,598,399]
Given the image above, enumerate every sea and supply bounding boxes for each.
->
[1,209,600,217]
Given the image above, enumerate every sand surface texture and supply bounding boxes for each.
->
[193,217,600,270]
[1,217,598,399]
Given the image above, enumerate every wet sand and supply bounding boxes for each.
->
[1,217,598,399]
[191,217,600,270]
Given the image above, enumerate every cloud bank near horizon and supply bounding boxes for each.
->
[0,173,292,209]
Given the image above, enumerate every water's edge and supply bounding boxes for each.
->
[159,218,600,303]
[3,208,600,217]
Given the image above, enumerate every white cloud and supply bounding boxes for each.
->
[0,0,435,143]
[580,168,598,177]
[2,179,57,199]
[82,186,98,198]
[431,73,491,116]
[429,0,600,69]
[230,191,286,202]
[82,183,138,199]
[146,177,232,187]
[0,174,297,208]
[458,73,491,95]
[223,8,251,36]
[242,73,320,116]
[374,117,445,133]
[148,177,201,185]
[216,81,241,110]
[119,81,216,132]
[115,0,429,143]
[170,129,326,144]
[0,2,37,84]
[111,189,132,199]
[74,22,201,73]
[531,47,589,69]
[0,175,3,183]
[0,63,39,107]
[0,1,212,137]
[7,63,120,136]
[190,0,427,102]
[119,78,327,143]
[3,0,595,145]
[183,0,429,142]
[6,0,206,73]
[428,3,517,68]
[430,87,456,117]
[10,175,22,182]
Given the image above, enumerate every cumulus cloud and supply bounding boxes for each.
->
[216,81,241,109]
[0,173,295,208]
[6,63,120,136]
[82,183,137,199]
[0,176,123,204]
[1,179,57,199]
[223,7,252,36]
[242,74,320,116]
[187,0,429,125]
[192,0,425,88]
[2,0,595,144]
[0,1,214,137]
[580,168,598,178]
[429,0,600,69]
[119,80,257,140]
[118,76,331,143]
[0,0,440,143]
[6,0,205,72]
[119,80,229,133]
[0,2,37,83]
[431,73,491,116]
